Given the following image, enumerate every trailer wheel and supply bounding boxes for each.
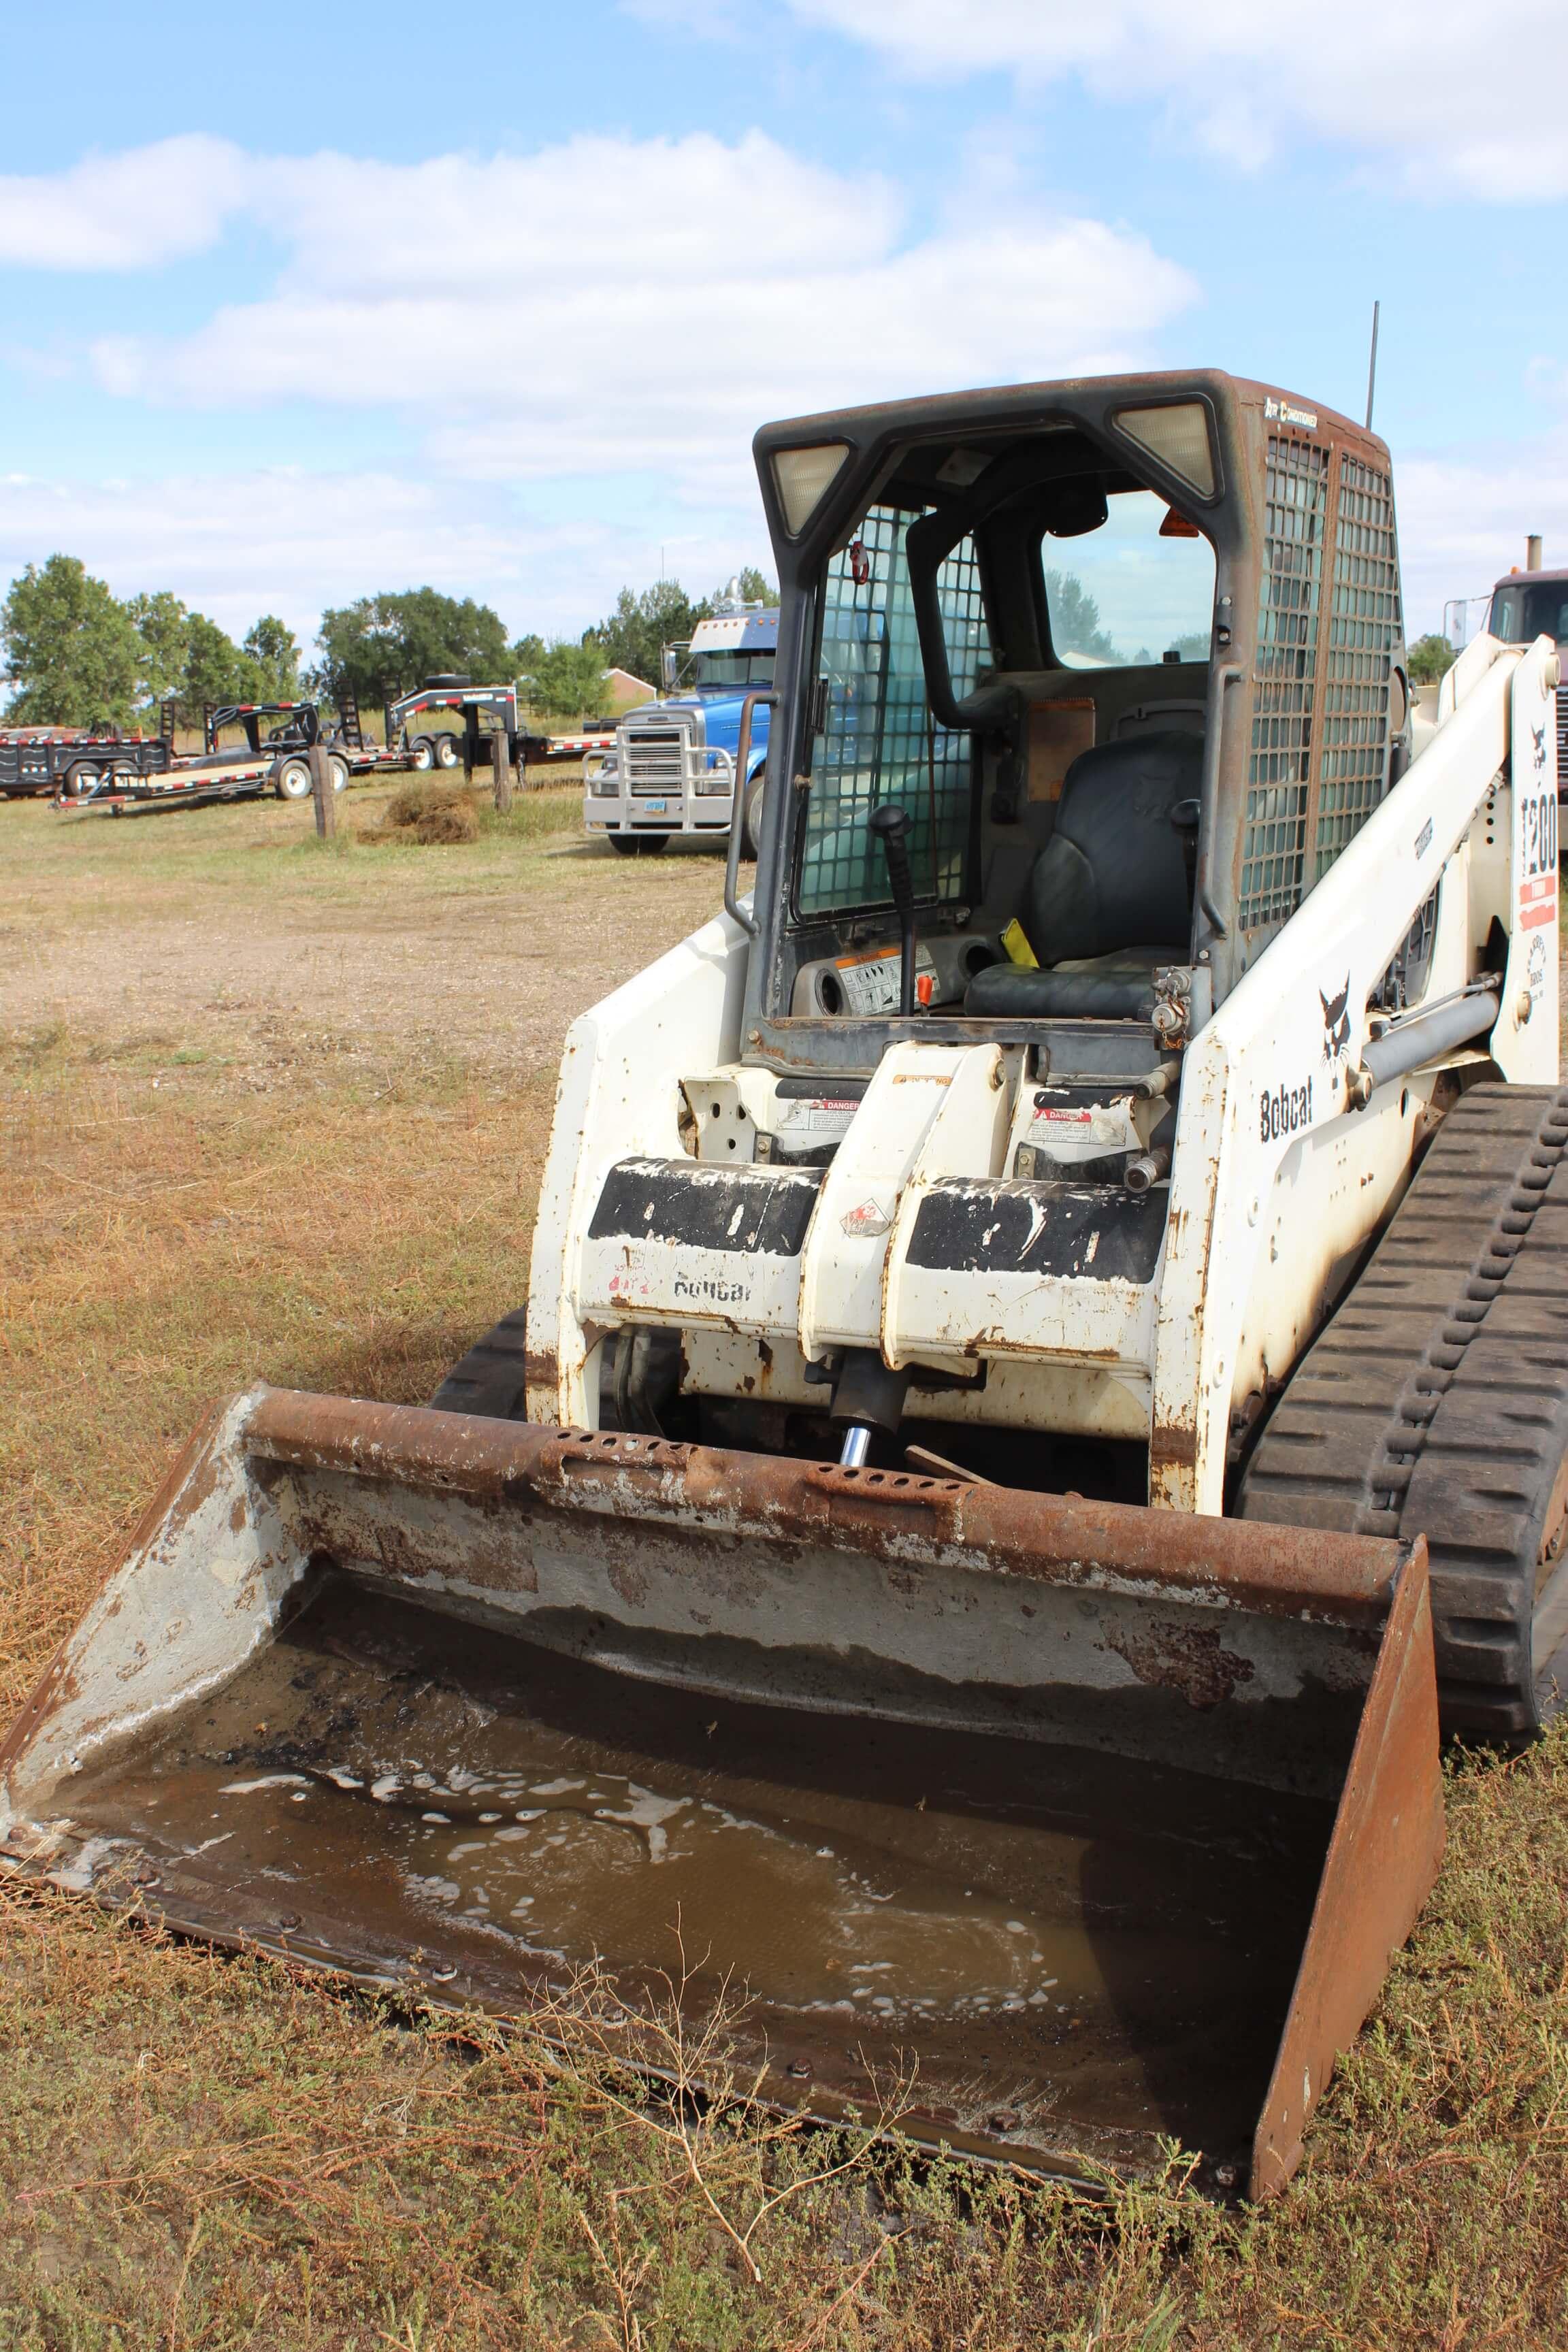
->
[274,757,312,800]
[434,736,460,770]
[62,760,100,797]
[408,737,434,771]
[328,753,350,794]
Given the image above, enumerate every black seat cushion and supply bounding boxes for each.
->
[966,730,1200,1019]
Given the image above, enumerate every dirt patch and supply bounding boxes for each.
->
[0,788,729,1079]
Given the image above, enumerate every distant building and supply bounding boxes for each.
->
[602,668,656,709]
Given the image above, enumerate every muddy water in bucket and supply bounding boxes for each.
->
[59,1574,1335,2178]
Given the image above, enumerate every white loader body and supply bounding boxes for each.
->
[527,634,1560,1515]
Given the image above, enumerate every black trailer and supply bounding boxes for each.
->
[1,708,177,800]
[386,676,615,774]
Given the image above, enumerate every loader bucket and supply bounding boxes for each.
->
[1,1386,1443,2198]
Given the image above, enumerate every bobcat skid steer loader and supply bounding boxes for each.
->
[5,371,1564,2198]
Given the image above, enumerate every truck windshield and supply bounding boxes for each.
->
[1489,583,1568,645]
[690,650,776,689]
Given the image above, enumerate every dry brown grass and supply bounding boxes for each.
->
[358,782,483,846]
[1,802,1567,2347]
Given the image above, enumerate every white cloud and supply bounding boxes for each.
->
[1397,432,1568,634]
[62,131,1194,507]
[0,465,765,644]
[0,135,252,269]
[1,129,1199,633]
[734,0,1568,199]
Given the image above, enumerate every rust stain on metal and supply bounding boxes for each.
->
[608,1556,651,1607]
[1250,1540,1445,2198]
[240,1388,1401,1621]
[1105,1620,1257,1710]
[1149,1420,1199,1472]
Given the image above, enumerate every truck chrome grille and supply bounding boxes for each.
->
[621,721,690,796]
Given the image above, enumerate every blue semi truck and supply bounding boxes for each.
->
[583,591,777,855]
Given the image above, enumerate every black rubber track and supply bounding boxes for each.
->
[1239,1082,1568,1739]
[429,1305,529,1420]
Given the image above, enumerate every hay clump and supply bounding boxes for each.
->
[359,782,480,845]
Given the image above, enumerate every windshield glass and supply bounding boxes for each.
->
[1043,489,1214,667]
[689,649,776,689]
[796,506,987,919]
[1489,583,1568,645]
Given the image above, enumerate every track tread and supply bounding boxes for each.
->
[428,1306,529,1420]
[1240,1083,1568,1737]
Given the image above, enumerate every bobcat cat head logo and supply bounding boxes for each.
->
[1533,721,1548,777]
[1320,977,1351,1064]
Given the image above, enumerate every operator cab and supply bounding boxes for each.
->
[744,372,1408,1090]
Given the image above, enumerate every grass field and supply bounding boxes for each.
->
[2,785,1567,2349]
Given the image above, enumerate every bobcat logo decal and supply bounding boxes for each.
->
[1320,976,1351,1065]
[1533,720,1548,778]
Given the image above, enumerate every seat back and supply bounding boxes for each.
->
[1027,730,1200,967]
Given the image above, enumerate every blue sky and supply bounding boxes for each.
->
[2,0,1565,655]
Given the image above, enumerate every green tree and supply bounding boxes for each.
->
[710,566,776,608]
[127,589,191,707]
[313,587,512,707]
[511,632,546,676]
[181,611,258,719]
[1408,632,1456,684]
[244,616,300,702]
[1043,569,1119,664]
[520,638,608,724]
[591,580,712,691]
[1,554,142,726]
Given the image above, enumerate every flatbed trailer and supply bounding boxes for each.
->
[1,712,176,800]
[54,753,285,817]
[385,676,614,773]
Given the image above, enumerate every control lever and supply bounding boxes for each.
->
[868,802,917,1017]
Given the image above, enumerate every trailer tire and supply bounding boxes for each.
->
[328,753,350,794]
[274,757,312,800]
[63,760,100,797]
[740,775,765,861]
[408,737,434,771]
[429,1306,530,1421]
[434,736,460,770]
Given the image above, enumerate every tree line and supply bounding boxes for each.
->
[0,556,777,732]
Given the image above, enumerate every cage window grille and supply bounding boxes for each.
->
[798,506,987,919]
[1313,455,1402,874]
[1239,436,1327,930]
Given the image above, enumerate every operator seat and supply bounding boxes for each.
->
[965,730,1200,1019]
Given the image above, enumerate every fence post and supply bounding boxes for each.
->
[493,724,514,815]
[309,743,338,838]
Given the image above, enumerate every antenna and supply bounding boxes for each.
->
[1365,299,1381,431]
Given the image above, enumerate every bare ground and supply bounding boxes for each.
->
[1,781,725,1079]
